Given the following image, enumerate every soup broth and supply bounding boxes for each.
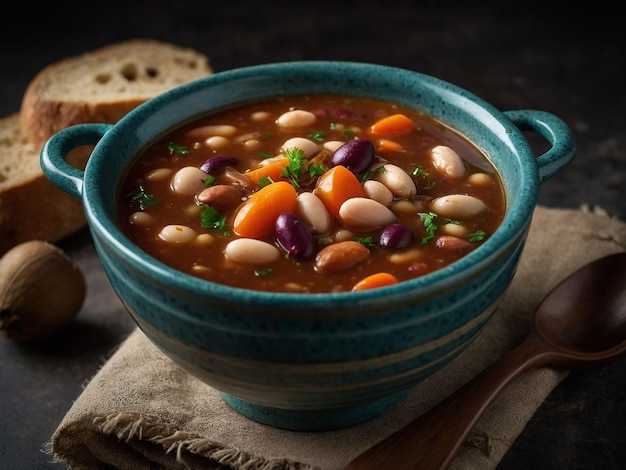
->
[118,95,506,293]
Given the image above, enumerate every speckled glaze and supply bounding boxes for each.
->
[41,62,575,431]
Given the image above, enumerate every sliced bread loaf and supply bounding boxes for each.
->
[20,39,213,147]
[0,114,91,255]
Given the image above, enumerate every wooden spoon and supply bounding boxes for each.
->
[348,252,626,470]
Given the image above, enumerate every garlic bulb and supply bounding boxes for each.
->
[0,240,85,341]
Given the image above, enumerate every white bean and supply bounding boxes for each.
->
[431,194,488,218]
[224,238,280,265]
[251,111,271,122]
[323,140,345,153]
[170,166,209,196]
[373,163,417,198]
[431,145,466,178]
[185,124,237,139]
[205,135,230,150]
[363,180,394,206]
[282,137,320,158]
[442,222,469,237]
[296,192,332,235]
[467,173,493,186]
[275,109,316,129]
[128,211,155,226]
[145,168,172,181]
[339,197,397,231]
[158,225,197,243]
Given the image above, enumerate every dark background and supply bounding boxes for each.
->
[1,1,625,468]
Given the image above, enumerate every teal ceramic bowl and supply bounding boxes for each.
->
[41,61,575,431]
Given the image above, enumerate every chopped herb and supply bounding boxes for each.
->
[354,236,376,247]
[254,268,273,277]
[281,147,326,189]
[126,185,158,210]
[309,131,325,141]
[360,165,386,183]
[168,142,188,156]
[468,230,487,242]
[203,175,216,186]
[343,129,354,137]
[418,212,438,244]
[330,122,337,130]
[412,166,429,178]
[444,218,461,225]
[258,175,274,188]
[200,205,227,231]
[258,151,274,159]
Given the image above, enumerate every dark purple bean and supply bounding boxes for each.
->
[329,139,375,174]
[275,213,315,260]
[377,223,414,248]
[200,155,239,174]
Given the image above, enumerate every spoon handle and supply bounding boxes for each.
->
[348,334,554,470]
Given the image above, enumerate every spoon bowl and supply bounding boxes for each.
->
[348,252,626,470]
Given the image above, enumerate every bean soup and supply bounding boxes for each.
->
[118,95,506,293]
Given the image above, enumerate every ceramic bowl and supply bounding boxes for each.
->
[41,61,575,431]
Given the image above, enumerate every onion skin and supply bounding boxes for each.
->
[0,240,86,341]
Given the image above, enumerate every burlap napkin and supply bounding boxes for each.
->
[47,205,626,469]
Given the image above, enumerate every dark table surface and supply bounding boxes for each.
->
[1,1,625,468]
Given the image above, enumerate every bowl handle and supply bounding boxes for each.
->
[40,123,112,199]
[503,110,576,182]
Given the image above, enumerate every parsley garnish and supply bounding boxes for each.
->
[412,166,429,178]
[168,142,188,156]
[126,185,158,210]
[200,205,227,231]
[281,147,327,189]
[254,268,273,277]
[203,175,216,186]
[354,236,376,247]
[309,131,325,142]
[468,230,487,242]
[418,212,438,244]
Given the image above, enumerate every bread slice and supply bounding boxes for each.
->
[0,114,92,255]
[20,39,213,147]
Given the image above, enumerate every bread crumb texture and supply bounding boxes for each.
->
[19,39,212,147]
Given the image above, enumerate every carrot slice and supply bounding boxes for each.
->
[352,272,399,291]
[370,113,416,137]
[233,181,297,238]
[376,138,405,154]
[314,165,364,218]
[244,158,290,186]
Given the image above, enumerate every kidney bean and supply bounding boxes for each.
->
[373,163,417,198]
[377,223,414,248]
[222,167,254,191]
[328,139,375,173]
[275,213,315,260]
[431,194,488,218]
[196,185,243,210]
[435,235,473,250]
[431,145,466,178]
[200,155,239,174]
[170,166,209,195]
[314,240,369,274]
[339,197,397,231]
[296,192,332,235]
[224,238,281,265]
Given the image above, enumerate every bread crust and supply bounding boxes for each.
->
[2,40,212,256]
[19,39,212,147]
